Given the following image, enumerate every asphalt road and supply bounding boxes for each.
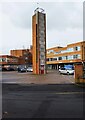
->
[2,84,85,120]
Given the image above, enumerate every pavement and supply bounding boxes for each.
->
[1,70,75,84]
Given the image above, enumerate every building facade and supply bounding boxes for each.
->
[1,41,84,71]
[0,48,32,70]
[32,8,46,74]
[0,55,18,70]
[10,49,30,57]
[46,41,85,69]
[0,55,18,65]
[10,49,32,66]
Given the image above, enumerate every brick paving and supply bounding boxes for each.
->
[2,70,75,84]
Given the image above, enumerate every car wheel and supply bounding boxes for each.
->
[67,72,69,75]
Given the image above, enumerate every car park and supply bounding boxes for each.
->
[59,68,74,75]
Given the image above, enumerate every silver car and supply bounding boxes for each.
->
[27,67,33,72]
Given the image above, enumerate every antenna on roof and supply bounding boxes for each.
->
[37,2,39,8]
[34,2,44,14]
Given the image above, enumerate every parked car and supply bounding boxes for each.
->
[2,67,7,71]
[27,67,33,72]
[6,67,15,71]
[59,68,74,75]
[17,66,27,72]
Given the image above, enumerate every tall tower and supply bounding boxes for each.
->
[32,7,46,74]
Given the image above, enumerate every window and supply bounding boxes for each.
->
[62,56,66,60]
[50,58,52,61]
[66,56,68,60]
[40,38,45,42]
[47,58,49,61]
[52,57,57,61]
[2,58,6,62]
[68,55,73,60]
[7,58,10,62]
[61,50,67,53]
[61,68,65,70]
[62,56,68,60]
[40,41,45,45]
[78,54,81,59]
[74,46,81,51]
[58,57,62,60]
[54,52,59,54]
[40,44,45,48]
[47,50,54,54]
[54,51,61,54]
[49,50,54,53]
[47,58,57,61]
[49,58,52,61]
[40,52,45,56]
[67,48,74,52]
[73,55,77,59]
[40,55,45,59]
[40,48,45,52]
[73,54,81,59]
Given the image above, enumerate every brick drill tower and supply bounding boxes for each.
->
[32,7,46,74]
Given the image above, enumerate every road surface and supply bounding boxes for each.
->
[2,84,85,119]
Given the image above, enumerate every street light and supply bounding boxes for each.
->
[25,57,28,68]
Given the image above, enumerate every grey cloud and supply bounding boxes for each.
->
[1,2,35,29]
[10,12,31,29]
[46,2,83,30]
[1,2,83,30]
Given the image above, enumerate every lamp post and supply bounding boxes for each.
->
[25,57,28,68]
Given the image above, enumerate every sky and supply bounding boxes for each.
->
[0,0,84,55]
